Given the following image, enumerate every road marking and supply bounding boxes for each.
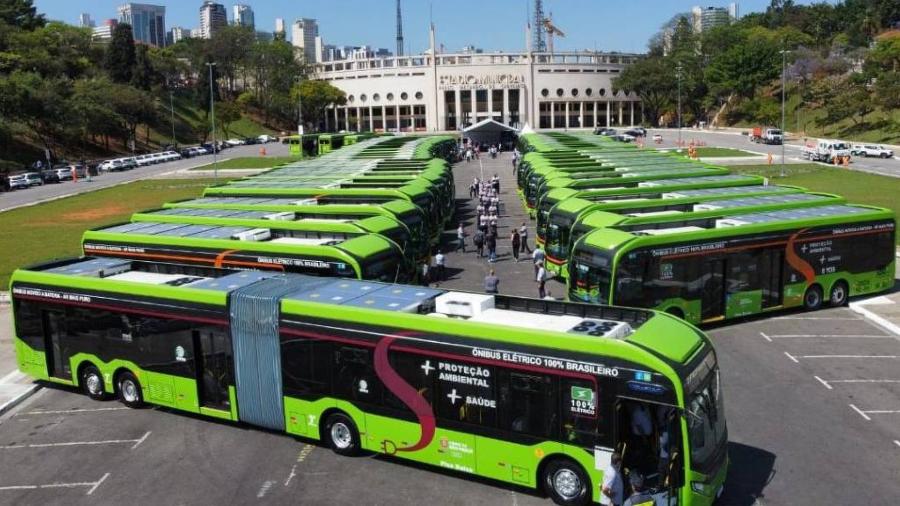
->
[784,351,799,363]
[763,334,891,339]
[18,407,128,416]
[849,404,871,421]
[0,472,110,495]
[0,431,150,450]
[814,376,832,390]
[0,371,24,384]
[862,410,900,415]
[771,316,861,321]
[760,332,772,342]
[796,355,898,359]
[820,379,900,385]
[284,444,315,487]
[894,440,900,449]
[511,490,520,506]
[257,480,275,498]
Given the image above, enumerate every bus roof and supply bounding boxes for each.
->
[13,257,708,365]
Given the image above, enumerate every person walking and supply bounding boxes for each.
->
[484,269,500,294]
[486,232,497,263]
[519,222,531,253]
[600,452,624,506]
[532,245,545,278]
[456,223,466,253]
[537,261,548,299]
[434,251,446,282]
[491,174,500,193]
[510,229,521,262]
[473,229,485,257]
[419,260,430,286]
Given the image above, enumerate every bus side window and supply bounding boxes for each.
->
[560,378,607,447]
[333,346,381,405]
[281,338,331,397]
[384,351,434,413]
[434,359,497,427]
[497,371,558,438]
[12,299,44,351]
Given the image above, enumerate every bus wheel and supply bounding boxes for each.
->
[829,281,849,307]
[542,459,590,506]
[803,285,824,311]
[80,365,107,401]
[324,413,361,456]
[116,371,144,408]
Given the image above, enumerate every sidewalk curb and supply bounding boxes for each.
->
[0,383,41,418]
[849,300,900,338]
[0,291,8,305]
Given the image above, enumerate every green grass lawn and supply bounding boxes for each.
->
[0,178,224,287]
[189,156,301,171]
[727,163,900,243]
[691,147,758,157]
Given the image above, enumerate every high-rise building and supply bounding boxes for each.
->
[118,3,166,47]
[92,19,118,41]
[170,26,190,44]
[190,27,204,38]
[79,13,95,28]
[291,18,318,63]
[199,1,227,39]
[691,3,739,33]
[233,4,254,29]
[275,17,285,35]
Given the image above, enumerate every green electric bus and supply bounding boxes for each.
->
[81,221,410,283]
[204,185,442,246]
[568,204,896,323]
[11,257,728,505]
[534,174,767,247]
[130,209,416,273]
[164,198,430,261]
[543,187,830,279]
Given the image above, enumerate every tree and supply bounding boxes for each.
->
[0,71,73,153]
[109,84,156,148]
[292,80,347,132]
[216,101,242,139]
[248,39,305,126]
[131,44,155,90]
[614,56,675,126]
[195,59,221,117]
[106,23,136,83]
[71,78,123,152]
[207,25,255,96]
[706,34,780,100]
[873,71,900,113]
[0,0,45,31]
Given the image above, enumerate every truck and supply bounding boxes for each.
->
[749,126,784,145]
[802,139,852,164]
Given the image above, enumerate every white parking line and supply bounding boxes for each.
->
[760,332,772,342]
[894,440,900,449]
[784,351,799,363]
[771,316,862,321]
[18,407,128,416]
[763,334,891,339]
[815,378,900,390]
[849,404,871,421]
[0,431,150,450]
[849,404,900,421]
[814,376,833,390]
[797,355,898,359]
[0,472,110,495]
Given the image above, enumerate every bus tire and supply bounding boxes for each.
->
[116,371,144,408]
[80,364,108,401]
[324,412,361,457]
[665,307,685,320]
[803,285,824,311]
[542,458,590,506]
[829,281,849,307]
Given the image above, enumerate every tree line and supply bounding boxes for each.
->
[0,0,346,168]
[614,0,900,140]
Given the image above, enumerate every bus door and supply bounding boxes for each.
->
[193,330,232,412]
[760,249,785,308]
[700,259,725,321]
[42,309,70,380]
[614,397,682,503]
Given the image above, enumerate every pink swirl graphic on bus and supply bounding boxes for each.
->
[373,335,436,453]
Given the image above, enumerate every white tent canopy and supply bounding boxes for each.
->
[461,119,520,148]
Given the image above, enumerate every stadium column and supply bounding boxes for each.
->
[369,106,374,131]
[502,88,509,125]
[593,100,598,127]
[551,103,555,129]
[381,105,386,131]
[565,101,570,128]
[470,91,477,124]
[334,106,339,131]
[606,101,611,127]
[396,106,401,133]
[618,101,623,126]
[579,101,584,128]
[356,107,362,132]
[630,101,634,126]
[487,90,493,120]
[455,90,462,129]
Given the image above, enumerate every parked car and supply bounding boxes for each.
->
[243,137,259,145]
[41,170,61,184]
[225,138,245,147]
[24,172,43,186]
[614,133,636,143]
[8,174,30,190]
[257,134,277,143]
[55,165,87,180]
[122,157,138,170]
[593,127,616,136]
[850,144,894,158]
[625,127,647,137]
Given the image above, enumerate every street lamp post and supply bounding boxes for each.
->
[676,63,683,147]
[206,62,218,184]
[780,48,789,178]
[169,87,176,149]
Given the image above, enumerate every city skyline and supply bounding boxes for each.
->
[36,0,834,53]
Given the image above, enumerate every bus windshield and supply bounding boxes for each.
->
[685,353,727,473]
[362,251,404,283]
[569,250,613,304]
[545,218,572,258]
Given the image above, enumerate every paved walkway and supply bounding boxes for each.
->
[0,305,40,416]
[429,151,566,299]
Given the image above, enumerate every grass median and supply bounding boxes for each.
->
[728,163,900,243]
[189,156,301,171]
[0,178,226,287]
[692,147,757,157]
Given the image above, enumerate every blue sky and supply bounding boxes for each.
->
[36,0,828,53]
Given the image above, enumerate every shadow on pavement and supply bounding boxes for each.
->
[720,442,776,505]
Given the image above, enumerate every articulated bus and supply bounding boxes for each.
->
[204,185,443,246]
[568,204,896,324]
[534,174,767,247]
[544,189,840,279]
[11,258,727,505]
[526,167,730,217]
[164,198,430,261]
[130,209,416,273]
[81,221,410,283]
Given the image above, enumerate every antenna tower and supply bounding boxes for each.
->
[396,0,404,57]
[533,0,546,51]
